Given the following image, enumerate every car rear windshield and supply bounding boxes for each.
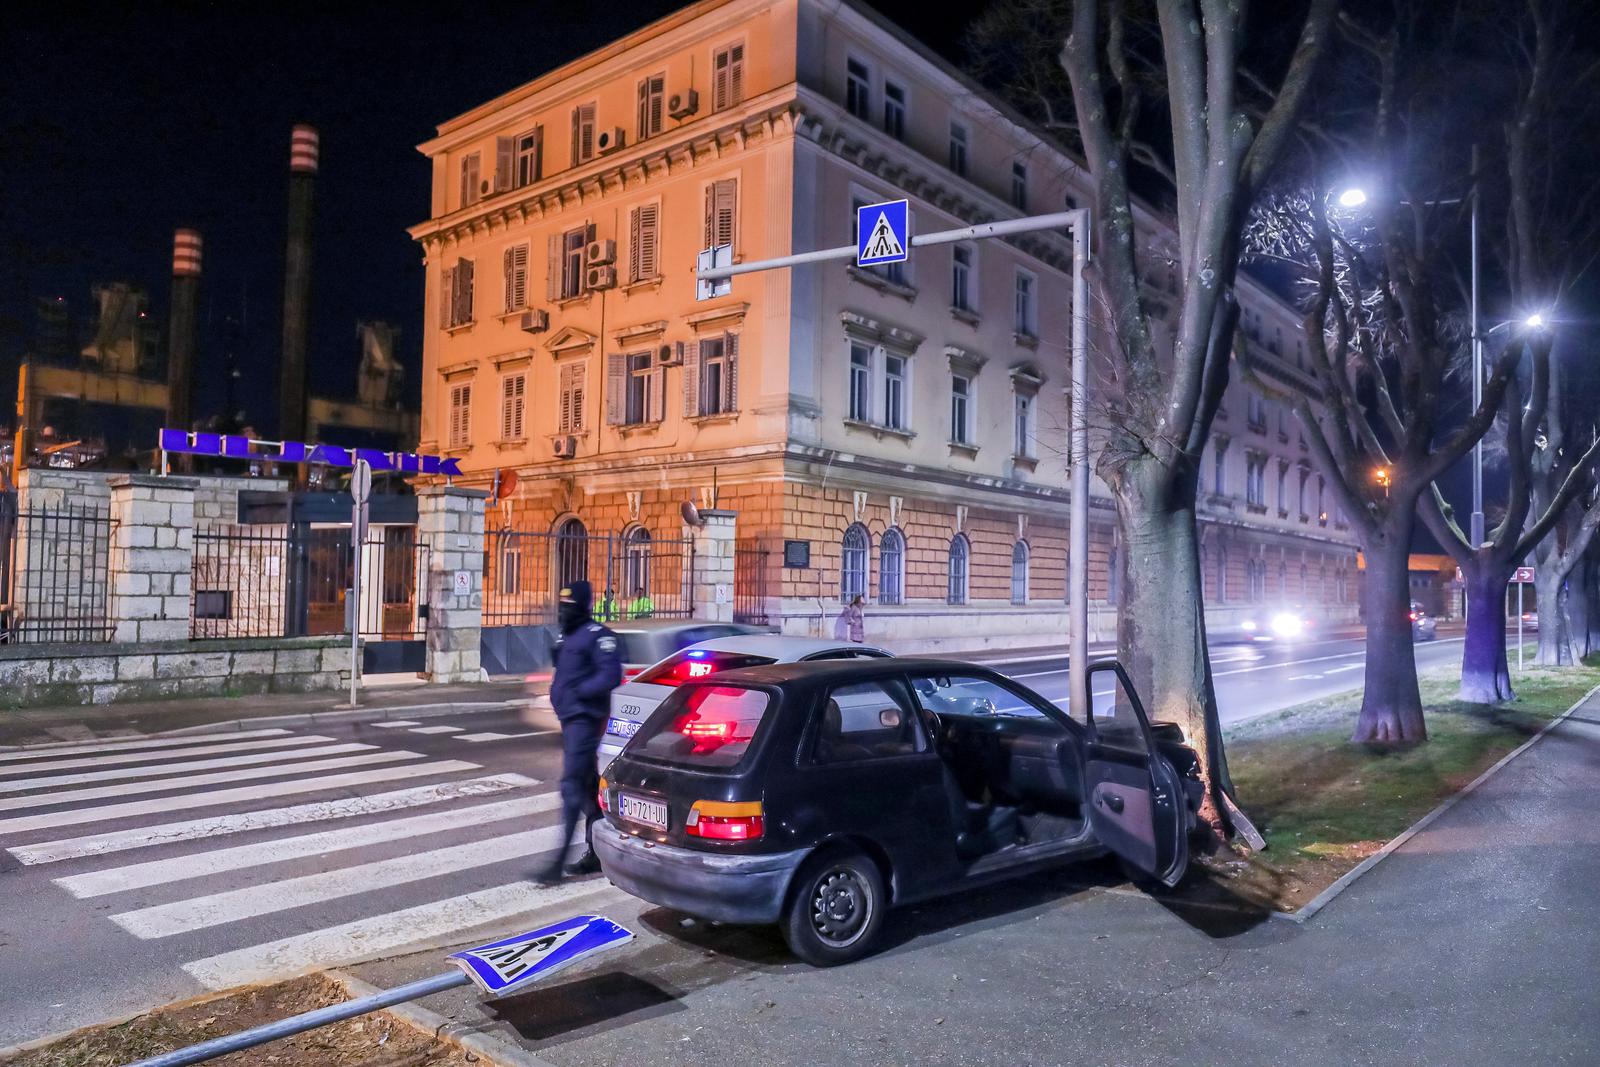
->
[629,685,773,770]
[634,650,777,687]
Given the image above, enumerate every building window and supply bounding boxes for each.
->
[689,333,738,416]
[950,374,972,446]
[621,351,658,425]
[502,243,529,313]
[948,534,970,605]
[1011,161,1027,210]
[623,526,652,600]
[637,74,665,141]
[500,373,525,440]
[1279,561,1289,596]
[949,122,968,176]
[841,523,869,602]
[1215,546,1228,604]
[628,203,659,283]
[440,258,475,329]
[846,57,871,120]
[556,517,588,588]
[1107,542,1120,604]
[1213,439,1229,495]
[712,42,745,112]
[460,152,481,207]
[1246,454,1266,508]
[704,178,737,252]
[849,342,872,422]
[952,245,974,312]
[1011,540,1030,605]
[558,362,585,433]
[571,102,596,166]
[883,80,906,140]
[883,354,906,430]
[1014,391,1034,458]
[1297,467,1309,519]
[447,383,471,449]
[1014,271,1036,336]
[515,128,543,187]
[1317,476,1328,525]
[1247,391,1267,431]
[495,536,522,596]
[880,528,905,605]
[560,227,586,300]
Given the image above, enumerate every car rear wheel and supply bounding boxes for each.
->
[780,847,886,966]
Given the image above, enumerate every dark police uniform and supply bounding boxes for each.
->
[542,581,623,881]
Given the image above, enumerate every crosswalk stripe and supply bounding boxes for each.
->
[182,880,623,990]
[0,728,293,763]
[455,731,555,742]
[408,725,462,734]
[55,792,563,898]
[8,773,539,865]
[1,735,335,777]
[114,824,578,938]
[367,721,420,729]
[0,742,378,795]
[0,750,422,813]
[0,760,483,836]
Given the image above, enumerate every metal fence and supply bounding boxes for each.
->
[0,494,116,643]
[191,526,291,639]
[484,527,694,626]
[734,541,772,625]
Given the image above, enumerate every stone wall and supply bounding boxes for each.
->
[0,635,351,708]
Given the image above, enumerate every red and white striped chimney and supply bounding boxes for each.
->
[172,228,203,277]
[290,124,320,174]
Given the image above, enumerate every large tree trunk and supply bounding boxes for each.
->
[1458,561,1514,704]
[1352,519,1426,743]
[1569,556,1593,661]
[1533,565,1576,666]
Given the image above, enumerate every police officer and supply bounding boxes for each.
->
[538,580,622,884]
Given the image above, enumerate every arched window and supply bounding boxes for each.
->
[947,534,970,605]
[555,517,588,589]
[622,526,651,600]
[1107,543,1120,605]
[1011,540,1030,604]
[496,532,522,596]
[879,528,905,606]
[841,523,869,602]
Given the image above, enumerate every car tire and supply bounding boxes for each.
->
[780,847,887,967]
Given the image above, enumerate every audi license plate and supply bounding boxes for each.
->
[606,716,642,740]
[619,793,668,831]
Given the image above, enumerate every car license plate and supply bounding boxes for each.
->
[606,716,642,740]
[619,793,668,831]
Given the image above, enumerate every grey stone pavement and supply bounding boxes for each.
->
[352,690,1600,1067]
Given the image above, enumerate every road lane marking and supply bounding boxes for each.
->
[55,792,562,898]
[407,725,463,735]
[0,729,296,764]
[0,760,482,836]
[0,751,422,812]
[8,774,538,864]
[114,824,576,938]
[182,880,623,990]
[454,731,556,743]
[0,742,377,795]
[0,735,336,777]
[368,721,421,729]
[1288,674,1323,680]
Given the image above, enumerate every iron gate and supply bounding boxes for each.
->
[734,540,772,625]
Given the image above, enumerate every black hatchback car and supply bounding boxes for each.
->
[593,657,1202,965]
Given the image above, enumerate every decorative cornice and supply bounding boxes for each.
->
[613,320,669,346]
[547,325,598,354]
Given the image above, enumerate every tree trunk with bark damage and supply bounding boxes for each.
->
[1457,557,1515,703]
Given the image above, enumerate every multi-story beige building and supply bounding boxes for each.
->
[408,0,1359,651]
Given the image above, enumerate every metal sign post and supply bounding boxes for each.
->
[346,459,372,707]
[1513,565,1534,672]
[696,205,1092,717]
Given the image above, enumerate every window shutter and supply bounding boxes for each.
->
[460,258,474,322]
[649,365,664,423]
[512,244,527,311]
[571,107,580,167]
[713,50,730,112]
[439,266,454,328]
[495,137,513,192]
[724,332,739,412]
[714,180,736,249]
[606,354,626,425]
[684,342,702,417]
[571,364,585,430]
[628,207,642,282]
[582,106,595,161]
[546,234,559,302]
[649,76,664,134]
[704,184,715,249]
[501,376,514,439]
[503,248,515,313]
[729,45,744,106]
[558,364,573,432]
[638,203,658,278]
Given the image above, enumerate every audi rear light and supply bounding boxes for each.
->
[685,800,764,841]
[1409,612,1418,621]
[598,776,609,812]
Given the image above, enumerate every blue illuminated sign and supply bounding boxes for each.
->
[158,429,462,477]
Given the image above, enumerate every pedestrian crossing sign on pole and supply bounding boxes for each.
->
[449,914,633,997]
[857,199,909,267]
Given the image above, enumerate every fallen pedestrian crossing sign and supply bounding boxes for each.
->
[450,914,634,996]
[857,198,909,267]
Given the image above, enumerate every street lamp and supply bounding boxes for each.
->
[1337,188,1369,209]
[1374,466,1391,498]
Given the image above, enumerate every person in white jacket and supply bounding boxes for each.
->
[833,595,865,643]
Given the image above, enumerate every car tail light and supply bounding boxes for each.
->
[685,800,764,841]
[678,718,733,740]
[597,776,609,813]
[1409,612,1418,621]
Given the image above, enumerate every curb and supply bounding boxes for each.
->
[1267,680,1600,925]
[328,971,561,1067]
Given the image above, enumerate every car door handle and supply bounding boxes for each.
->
[1100,793,1124,814]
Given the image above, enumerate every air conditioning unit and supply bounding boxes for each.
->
[656,341,685,367]
[667,89,699,120]
[596,127,626,154]
[586,264,618,290]
[552,435,577,459]
[584,238,616,266]
[518,308,549,333]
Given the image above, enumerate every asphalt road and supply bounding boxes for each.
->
[0,632,1482,1050]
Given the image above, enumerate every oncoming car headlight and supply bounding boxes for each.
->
[1242,619,1258,632]
[1270,612,1305,638]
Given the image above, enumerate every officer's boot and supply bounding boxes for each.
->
[564,814,602,876]
[536,810,580,885]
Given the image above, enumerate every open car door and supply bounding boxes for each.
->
[1081,661,1188,887]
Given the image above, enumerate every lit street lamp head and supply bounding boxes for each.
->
[1524,311,1547,330]
[1337,188,1369,208]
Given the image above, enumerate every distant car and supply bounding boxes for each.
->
[603,620,772,672]
[1518,610,1539,632]
[1237,606,1317,642]
[599,636,891,771]
[1409,602,1437,642]
[594,657,1202,966]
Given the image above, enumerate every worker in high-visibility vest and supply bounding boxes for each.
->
[627,593,655,619]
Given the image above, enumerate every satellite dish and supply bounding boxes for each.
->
[681,500,704,527]
[496,469,520,499]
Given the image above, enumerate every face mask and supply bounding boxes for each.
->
[558,601,586,634]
